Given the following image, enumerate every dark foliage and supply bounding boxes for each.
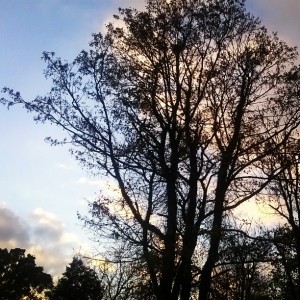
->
[0,248,53,300]
[49,257,104,300]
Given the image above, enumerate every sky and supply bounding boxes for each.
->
[0,0,300,279]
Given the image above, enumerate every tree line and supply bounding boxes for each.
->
[0,229,299,300]
[1,0,300,299]
[0,248,102,300]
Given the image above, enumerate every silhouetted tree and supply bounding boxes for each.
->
[266,225,300,300]
[210,229,272,300]
[89,242,156,300]
[2,0,300,299]
[50,257,104,300]
[265,139,300,300]
[0,248,52,300]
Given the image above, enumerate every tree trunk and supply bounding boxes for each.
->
[198,161,229,300]
[198,206,223,300]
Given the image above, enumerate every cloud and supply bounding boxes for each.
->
[249,0,300,47]
[99,0,147,32]
[77,177,103,186]
[77,177,121,199]
[31,208,68,243]
[116,0,146,11]
[0,204,30,248]
[233,199,283,227]
[0,203,90,280]
[56,163,68,169]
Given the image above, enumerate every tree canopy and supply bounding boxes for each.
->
[49,256,104,300]
[2,0,300,299]
[0,248,53,300]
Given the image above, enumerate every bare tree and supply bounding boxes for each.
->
[2,0,300,299]
[82,243,155,300]
[210,228,273,300]
[270,226,299,300]
[265,137,300,299]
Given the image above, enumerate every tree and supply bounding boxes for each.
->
[97,258,137,300]
[0,248,53,300]
[2,0,300,299]
[50,257,104,300]
[265,139,300,300]
[104,245,155,300]
[94,251,155,300]
[210,228,273,300]
[255,225,300,300]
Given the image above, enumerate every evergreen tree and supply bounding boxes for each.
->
[50,257,104,300]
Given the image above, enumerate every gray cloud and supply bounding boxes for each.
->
[0,205,30,248]
[0,204,90,280]
[31,208,65,242]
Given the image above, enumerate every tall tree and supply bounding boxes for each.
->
[0,248,53,300]
[50,257,104,300]
[265,138,300,297]
[83,242,155,300]
[2,0,300,299]
[210,229,272,300]
[264,137,300,300]
[268,226,300,300]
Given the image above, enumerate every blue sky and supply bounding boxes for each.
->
[0,0,300,278]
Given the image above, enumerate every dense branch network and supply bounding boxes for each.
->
[2,0,300,299]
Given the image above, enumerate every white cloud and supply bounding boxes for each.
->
[56,163,68,169]
[77,177,103,186]
[233,199,283,227]
[77,177,121,200]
